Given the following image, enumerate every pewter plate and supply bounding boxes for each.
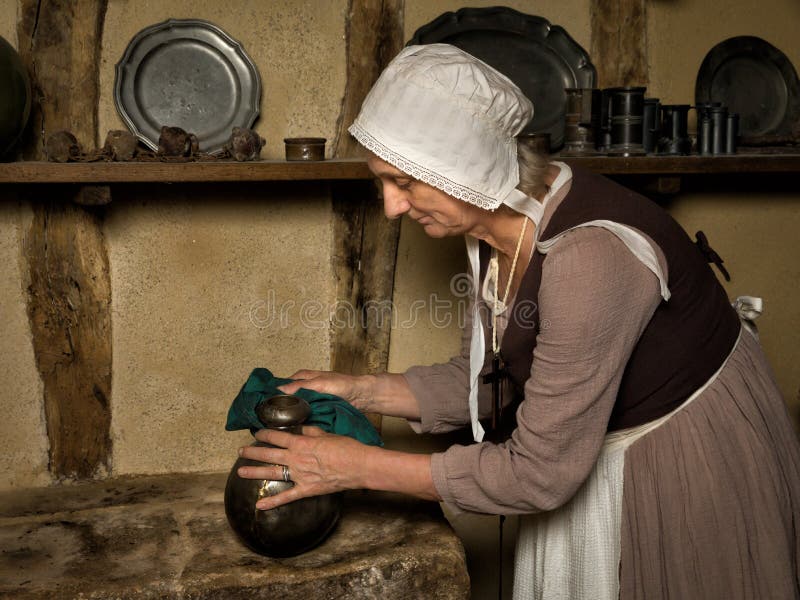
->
[114,19,261,154]
[409,7,596,150]
[695,36,800,139]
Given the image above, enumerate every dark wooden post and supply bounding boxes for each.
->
[17,0,112,479]
[331,0,404,430]
[590,0,648,88]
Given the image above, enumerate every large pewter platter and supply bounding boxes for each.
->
[114,19,261,154]
[695,36,800,141]
[409,7,596,150]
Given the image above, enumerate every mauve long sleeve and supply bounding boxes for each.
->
[423,227,662,514]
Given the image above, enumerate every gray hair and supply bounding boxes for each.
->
[516,141,550,200]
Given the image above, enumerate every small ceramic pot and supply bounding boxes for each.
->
[158,126,198,157]
[45,130,82,163]
[103,130,139,161]
[284,137,326,161]
[226,127,265,161]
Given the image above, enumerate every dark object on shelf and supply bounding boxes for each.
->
[45,131,83,163]
[157,126,198,157]
[642,98,661,154]
[725,113,739,154]
[696,102,722,155]
[225,127,265,161]
[698,114,713,155]
[284,137,326,161]
[115,19,261,155]
[0,36,31,160]
[562,88,601,155]
[710,106,729,154]
[607,87,647,156]
[103,130,139,161]
[695,103,738,155]
[517,132,551,155]
[658,105,692,155]
[225,395,342,557]
[695,36,800,143]
[598,89,613,152]
[408,6,596,150]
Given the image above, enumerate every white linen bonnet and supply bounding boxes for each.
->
[349,43,540,442]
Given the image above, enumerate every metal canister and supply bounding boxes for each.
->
[699,115,713,155]
[725,113,739,154]
[607,86,647,156]
[710,106,728,155]
[657,104,692,155]
[642,98,660,154]
[562,88,601,155]
[695,102,720,155]
[598,89,613,152]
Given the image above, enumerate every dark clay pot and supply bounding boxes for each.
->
[224,395,341,557]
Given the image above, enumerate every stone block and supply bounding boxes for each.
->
[0,473,469,599]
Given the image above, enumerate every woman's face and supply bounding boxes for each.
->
[367,155,479,238]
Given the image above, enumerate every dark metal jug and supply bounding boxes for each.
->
[606,86,647,156]
[562,88,601,155]
[224,395,342,557]
[658,104,692,155]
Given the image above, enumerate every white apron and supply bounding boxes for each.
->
[511,297,761,600]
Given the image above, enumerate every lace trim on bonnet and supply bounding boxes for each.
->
[349,123,501,211]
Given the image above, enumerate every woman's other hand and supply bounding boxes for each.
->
[278,370,422,420]
[277,370,375,412]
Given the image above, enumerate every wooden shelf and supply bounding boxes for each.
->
[563,153,800,175]
[0,159,373,184]
[0,154,798,184]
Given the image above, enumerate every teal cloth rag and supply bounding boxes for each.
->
[226,368,383,447]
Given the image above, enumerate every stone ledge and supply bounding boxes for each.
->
[0,472,470,599]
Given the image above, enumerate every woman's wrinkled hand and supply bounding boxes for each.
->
[237,426,369,510]
[277,370,374,411]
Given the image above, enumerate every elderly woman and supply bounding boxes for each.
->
[237,44,800,599]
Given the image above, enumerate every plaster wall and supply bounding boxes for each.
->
[104,184,335,475]
[0,0,346,486]
[0,201,50,489]
[98,0,346,475]
[0,2,50,490]
[98,0,348,157]
[647,0,800,414]
[0,0,17,46]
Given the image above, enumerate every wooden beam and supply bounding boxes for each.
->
[17,0,112,479]
[590,0,648,88]
[23,200,113,479]
[331,0,404,431]
[331,0,404,158]
[18,0,108,156]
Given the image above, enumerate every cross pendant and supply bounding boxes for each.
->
[482,353,506,431]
